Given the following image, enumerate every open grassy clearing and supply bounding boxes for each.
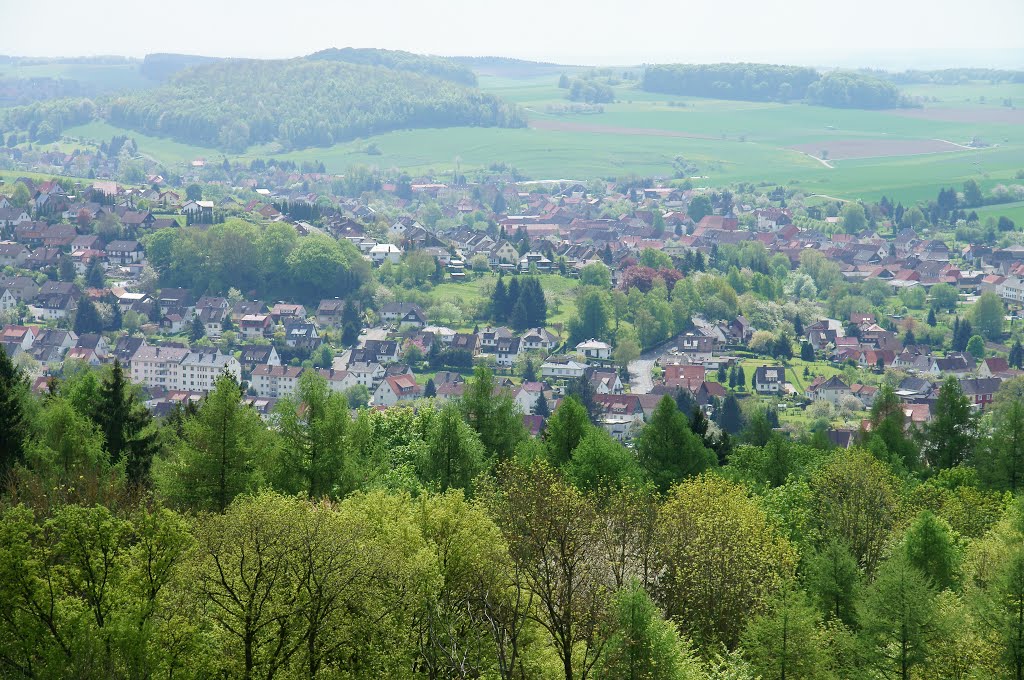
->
[423,273,580,330]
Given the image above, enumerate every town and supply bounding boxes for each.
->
[2,146,1022,448]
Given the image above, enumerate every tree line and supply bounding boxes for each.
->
[642,63,911,109]
[5,343,1024,677]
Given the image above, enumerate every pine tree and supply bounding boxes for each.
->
[1010,340,1024,369]
[510,298,528,331]
[86,259,105,289]
[506,277,521,320]
[927,307,937,326]
[922,375,978,470]
[523,357,537,382]
[0,346,28,475]
[737,365,746,389]
[491,277,508,322]
[190,315,206,342]
[534,391,550,418]
[801,341,815,361]
[73,297,103,335]
[793,313,804,337]
[95,360,158,485]
[635,395,714,491]
[603,243,613,265]
[718,394,744,434]
[424,378,436,398]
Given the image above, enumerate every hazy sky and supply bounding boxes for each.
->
[4,0,1023,68]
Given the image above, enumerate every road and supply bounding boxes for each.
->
[627,337,680,394]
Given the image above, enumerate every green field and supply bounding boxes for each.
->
[48,74,1024,209]
[974,200,1024,226]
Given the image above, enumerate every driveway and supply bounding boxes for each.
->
[627,337,680,394]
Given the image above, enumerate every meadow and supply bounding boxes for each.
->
[47,72,1024,212]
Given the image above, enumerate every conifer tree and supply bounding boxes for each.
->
[635,395,714,491]
[95,360,158,485]
[0,346,28,475]
[74,297,103,335]
[491,277,508,322]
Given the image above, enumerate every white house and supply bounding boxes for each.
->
[373,374,422,407]
[521,327,559,352]
[541,359,587,380]
[369,243,402,265]
[753,365,784,394]
[576,339,612,361]
[495,337,521,367]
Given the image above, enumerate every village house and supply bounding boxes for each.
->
[541,358,587,380]
[575,339,612,361]
[316,299,347,327]
[373,374,422,407]
[239,345,281,372]
[959,377,1002,411]
[753,365,785,395]
[130,345,189,391]
[806,375,852,406]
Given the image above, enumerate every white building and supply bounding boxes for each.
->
[179,350,241,392]
[130,346,188,391]
[369,243,402,265]
[251,364,304,398]
[576,339,612,361]
[541,360,587,380]
[373,374,422,407]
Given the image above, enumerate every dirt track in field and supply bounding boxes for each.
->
[789,138,966,160]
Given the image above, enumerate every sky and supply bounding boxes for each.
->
[3,0,1023,68]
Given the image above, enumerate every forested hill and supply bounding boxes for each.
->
[308,48,477,86]
[139,53,224,81]
[107,57,525,151]
[642,63,912,109]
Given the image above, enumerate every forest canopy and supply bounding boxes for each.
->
[642,62,912,108]
[108,58,525,151]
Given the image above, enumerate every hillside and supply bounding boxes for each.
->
[308,47,477,86]
[106,57,525,151]
[642,62,911,109]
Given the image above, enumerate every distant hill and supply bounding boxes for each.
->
[105,56,525,151]
[308,48,477,86]
[140,53,224,81]
[449,56,576,79]
[642,63,912,109]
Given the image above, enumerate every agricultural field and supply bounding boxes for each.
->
[39,72,1024,213]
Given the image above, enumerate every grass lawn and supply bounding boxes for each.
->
[733,356,850,394]
[426,273,580,330]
